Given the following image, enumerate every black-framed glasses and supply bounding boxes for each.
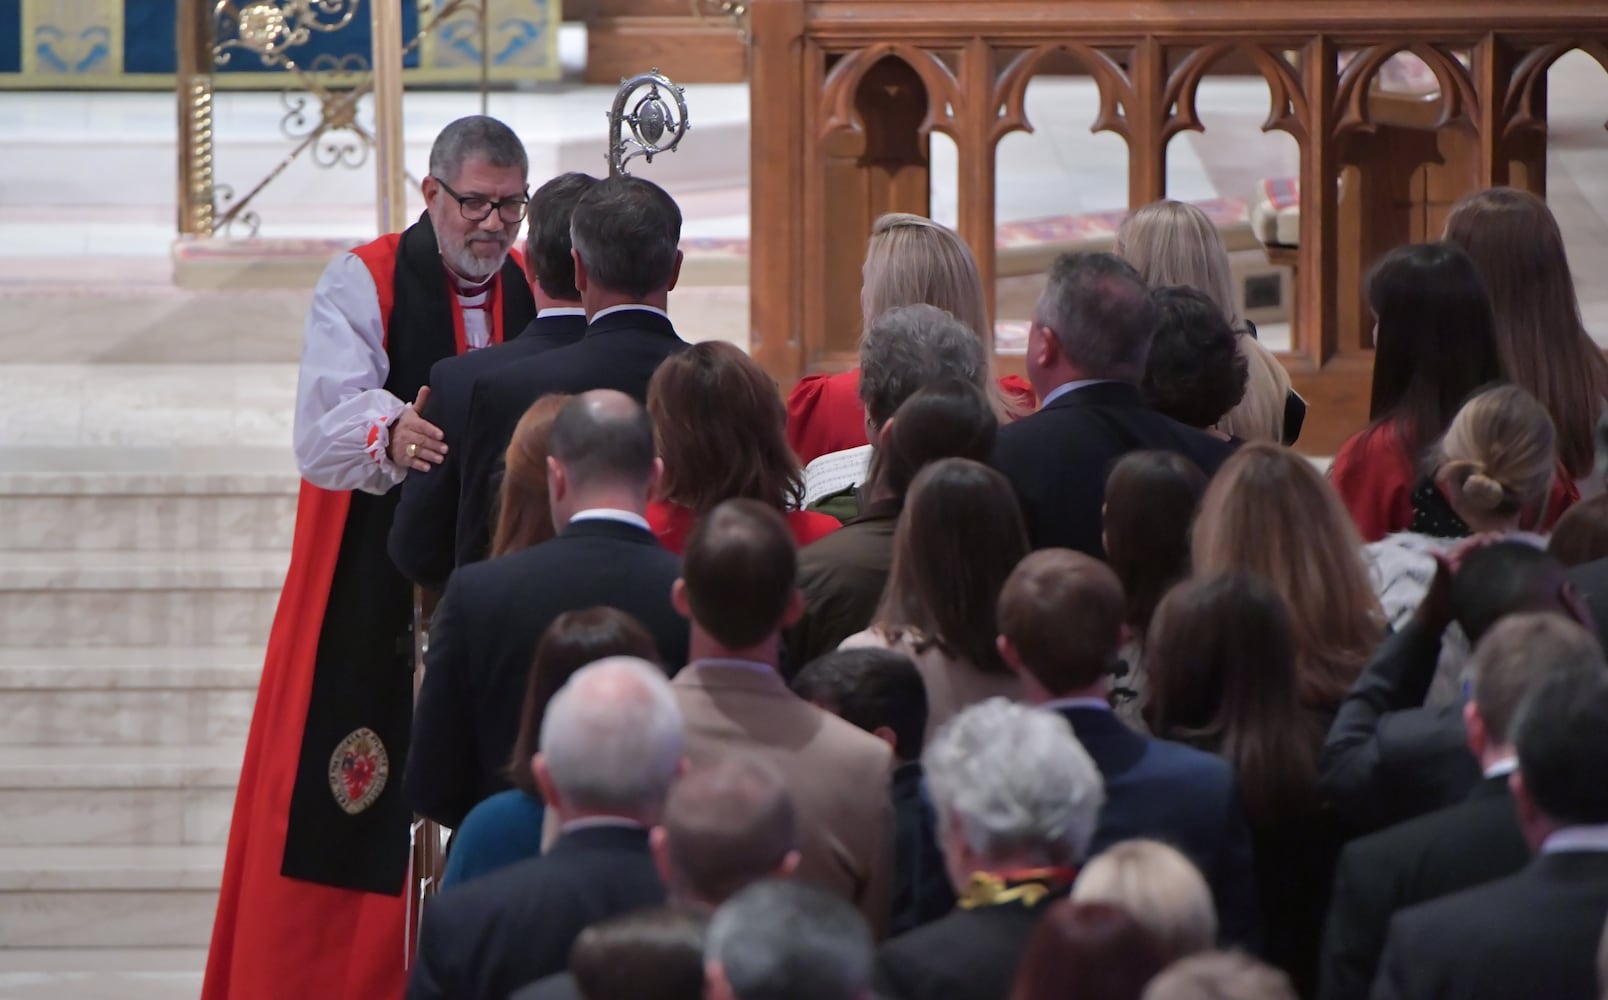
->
[432,176,529,224]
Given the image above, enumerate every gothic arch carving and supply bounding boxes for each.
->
[819,44,962,142]
[1334,42,1479,137]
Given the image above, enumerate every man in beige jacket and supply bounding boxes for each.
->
[671,499,895,937]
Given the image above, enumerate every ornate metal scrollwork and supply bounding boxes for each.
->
[607,70,692,176]
[214,0,363,68]
[690,0,748,38]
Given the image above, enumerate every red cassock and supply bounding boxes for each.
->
[202,216,533,1000]
[785,368,1037,464]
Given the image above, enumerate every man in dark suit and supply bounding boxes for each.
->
[454,174,690,565]
[388,172,597,591]
[407,656,683,1000]
[1318,612,1606,1000]
[991,252,1235,556]
[513,753,803,1000]
[1320,542,1589,832]
[404,391,687,828]
[873,699,1104,1000]
[1565,554,1608,637]
[1372,666,1608,1000]
[996,548,1261,949]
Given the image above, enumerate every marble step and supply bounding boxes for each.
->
[0,846,221,950]
[0,550,286,648]
[0,468,297,552]
[0,949,206,1000]
[0,647,259,747]
[0,746,240,848]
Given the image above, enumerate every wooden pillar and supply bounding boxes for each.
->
[748,0,808,385]
[1297,35,1340,365]
[1128,36,1168,207]
[955,37,999,337]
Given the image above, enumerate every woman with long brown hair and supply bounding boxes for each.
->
[645,341,840,553]
[841,457,1030,736]
[1445,187,1608,490]
[785,213,1034,463]
[1145,573,1346,996]
[490,393,572,557]
[441,607,659,887]
[1193,442,1385,712]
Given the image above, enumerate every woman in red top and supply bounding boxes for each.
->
[786,213,1034,463]
[646,341,840,553]
[1330,243,1516,541]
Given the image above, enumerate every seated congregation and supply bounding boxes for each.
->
[321,137,1608,1000]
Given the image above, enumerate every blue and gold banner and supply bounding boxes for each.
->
[0,0,558,88]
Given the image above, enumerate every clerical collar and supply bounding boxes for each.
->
[441,261,499,298]
[957,866,1078,910]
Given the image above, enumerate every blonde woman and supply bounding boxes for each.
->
[1116,200,1297,444]
[1072,840,1219,964]
[1366,385,1559,703]
[1192,442,1386,715]
[785,213,1034,463]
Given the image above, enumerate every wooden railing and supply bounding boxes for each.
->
[746,1,1608,452]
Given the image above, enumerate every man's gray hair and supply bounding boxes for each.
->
[1034,251,1157,383]
[428,115,529,182]
[539,656,684,814]
[704,880,872,1000]
[859,303,989,428]
[924,698,1104,866]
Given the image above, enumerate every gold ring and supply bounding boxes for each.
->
[406,442,418,458]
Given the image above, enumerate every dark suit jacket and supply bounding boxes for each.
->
[992,381,1237,555]
[786,498,901,673]
[1319,620,1479,833]
[1566,557,1608,638]
[406,825,665,1000]
[874,893,1063,1000]
[1318,776,1528,1000]
[1372,850,1608,1000]
[388,311,587,591]
[403,518,687,827]
[891,761,955,937]
[456,307,689,567]
[1057,705,1262,949]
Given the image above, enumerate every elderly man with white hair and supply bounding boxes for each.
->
[872,697,1105,1000]
[408,656,684,1000]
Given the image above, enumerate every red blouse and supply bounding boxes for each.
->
[785,368,1038,465]
[1330,419,1578,543]
[646,500,842,555]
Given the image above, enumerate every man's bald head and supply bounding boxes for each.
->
[547,389,657,493]
[655,754,799,906]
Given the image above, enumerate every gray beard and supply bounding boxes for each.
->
[441,237,509,281]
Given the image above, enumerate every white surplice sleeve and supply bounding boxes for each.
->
[293,252,410,495]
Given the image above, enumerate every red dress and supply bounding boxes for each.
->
[785,368,1037,465]
[1331,419,1578,542]
[647,500,841,554]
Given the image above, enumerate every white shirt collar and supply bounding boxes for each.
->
[1541,823,1608,855]
[1483,756,1518,780]
[1040,378,1119,408]
[1041,696,1112,713]
[560,816,646,835]
[537,306,587,318]
[690,657,778,674]
[591,303,670,322]
[569,508,651,532]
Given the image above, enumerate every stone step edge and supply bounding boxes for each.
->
[0,551,290,591]
[0,748,244,789]
[0,660,262,691]
[0,845,223,892]
[0,947,208,971]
